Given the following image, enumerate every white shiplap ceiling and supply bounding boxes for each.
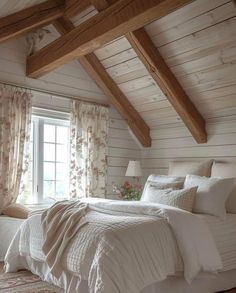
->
[0,0,45,18]
[0,0,236,132]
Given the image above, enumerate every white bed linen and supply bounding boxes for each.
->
[0,216,23,261]
[5,199,222,293]
[197,213,236,271]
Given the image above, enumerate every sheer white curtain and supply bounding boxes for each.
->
[70,101,109,198]
[0,85,32,212]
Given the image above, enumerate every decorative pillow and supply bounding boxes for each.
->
[211,162,236,213]
[184,175,235,218]
[141,175,185,200]
[168,160,213,177]
[141,186,198,212]
[2,203,30,219]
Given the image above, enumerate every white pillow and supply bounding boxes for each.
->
[141,186,197,212]
[168,160,213,177]
[184,175,235,218]
[142,175,184,200]
[211,162,236,213]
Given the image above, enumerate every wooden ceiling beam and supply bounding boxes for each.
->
[54,17,151,147]
[65,0,91,18]
[27,0,194,78]
[126,28,207,143]
[0,0,64,43]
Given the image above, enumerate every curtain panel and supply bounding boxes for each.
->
[0,85,32,212]
[70,101,109,198]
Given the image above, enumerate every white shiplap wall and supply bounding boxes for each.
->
[141,118,236,179]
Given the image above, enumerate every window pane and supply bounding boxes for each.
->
[56,181,67,199]
[56,145,67,162]
[44,124,55,142]
[57,126,68,144]
[44,162,55,180]
[44,143,55,161]
[56,163,68,181]
[44,181,55,198]
[30,123,34,141]
[29,142,33,161]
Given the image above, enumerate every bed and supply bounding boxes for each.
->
[4,199,236,293]
[4,159,236,293]
[0,216,24,261]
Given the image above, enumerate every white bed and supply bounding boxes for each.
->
[4,199,236,293]
[0,216,24,261]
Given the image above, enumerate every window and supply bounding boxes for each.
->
[19,109,70,204]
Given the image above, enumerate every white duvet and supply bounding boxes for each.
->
[5,199,222,293]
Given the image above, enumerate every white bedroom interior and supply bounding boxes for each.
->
[0,0,236,292]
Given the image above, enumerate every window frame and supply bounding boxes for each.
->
[27,108,71,204]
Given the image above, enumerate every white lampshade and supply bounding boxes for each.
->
[125,160,142,177]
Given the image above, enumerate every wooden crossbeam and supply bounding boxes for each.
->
[126,28,207,143]
[27,0,194,78]
[65,0,91,18]
[0,0,64,43]
[54,17,151,147]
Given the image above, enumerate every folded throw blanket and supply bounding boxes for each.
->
[41,200,88,278]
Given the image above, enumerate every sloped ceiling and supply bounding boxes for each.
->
[0,0,236,133]
[92,0,236,129]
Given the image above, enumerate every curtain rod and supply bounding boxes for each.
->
[0,81,110,108]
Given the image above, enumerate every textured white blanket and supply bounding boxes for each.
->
[5,199,222,293]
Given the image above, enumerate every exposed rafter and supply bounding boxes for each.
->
[126,28,207,143]
[26,0,194,78]
[0,0,64,43]
[65,0,91,18]
[54,17,151,147]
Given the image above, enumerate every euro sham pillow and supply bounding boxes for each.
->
[168,160,213,177]
[141,175,185,200]
[141,186,198,212]
[211,162,236,213]
[184,175,235,218]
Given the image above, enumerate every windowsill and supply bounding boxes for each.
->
[24,203,54,210]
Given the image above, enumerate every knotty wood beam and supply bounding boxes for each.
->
[65,0,91,18]
[126,28,207,143]
[0,0,64,43]
[27,0,194,78]
[54,17,151,147]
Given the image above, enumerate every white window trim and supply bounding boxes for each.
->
[24,107,71,205]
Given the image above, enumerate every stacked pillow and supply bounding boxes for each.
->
[141,175,197,212]
[211,162,236,214]
[142,160,235,217]
[184,175,234,218]
[168,160,213,177]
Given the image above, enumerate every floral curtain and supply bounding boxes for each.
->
[0,85,32,212]
[70,101,109,198]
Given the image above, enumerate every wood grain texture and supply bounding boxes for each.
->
[0,0,64,43]
[26,0,194,78]
[54,17,151,147]
[126,28,207,143]
[65,0,91,18]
